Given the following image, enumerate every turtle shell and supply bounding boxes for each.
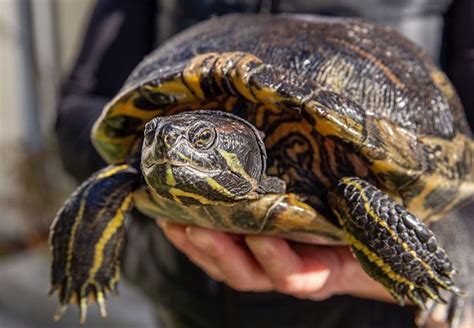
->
[49,16,474,320]
[92,14,474,221]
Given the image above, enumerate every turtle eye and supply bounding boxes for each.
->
[188,124,216,150]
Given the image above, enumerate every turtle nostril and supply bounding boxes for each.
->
[154,123,179,159]
[158,125,172,148]
[160,124,179,147]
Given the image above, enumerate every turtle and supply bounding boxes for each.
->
[49,14,474,326]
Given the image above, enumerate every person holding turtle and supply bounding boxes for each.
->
[55,0,474,327]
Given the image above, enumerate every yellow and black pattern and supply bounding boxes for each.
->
[92,49,461,220]
[49,164,139,323]
[90,14,474,224]
[94,50,377,207]
[140,110,286,206]
[330,177,461,307]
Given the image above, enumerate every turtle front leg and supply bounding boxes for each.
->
[328,177,462,311]
[49,164,140,323]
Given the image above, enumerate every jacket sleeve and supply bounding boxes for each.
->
[55,0,157,182]
[442,0,474,130]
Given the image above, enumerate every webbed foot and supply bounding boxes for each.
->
[49,164,139,323]
[51,279,112,324]
[329,177,462,315]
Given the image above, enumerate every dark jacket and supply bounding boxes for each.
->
[55,1,473,327]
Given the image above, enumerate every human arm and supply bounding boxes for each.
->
[55,0,156,181]
[443,0,474,129]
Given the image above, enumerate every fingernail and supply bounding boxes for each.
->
[158,221,184,242]
[286,270,330,294]
[156,219,167,229]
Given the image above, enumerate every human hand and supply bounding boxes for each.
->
[158,221,473,327]
[157,220,393,302]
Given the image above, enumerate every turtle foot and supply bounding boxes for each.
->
[330,177,463,312]
[50,279,117,323]
[48,164,138,323]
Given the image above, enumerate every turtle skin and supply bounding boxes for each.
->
[49,14,474,326]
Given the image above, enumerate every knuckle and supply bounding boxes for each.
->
[187,231,225,257]
[206,244,226,258]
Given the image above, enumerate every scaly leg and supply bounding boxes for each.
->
[49,164,140,323]
[329,177,462,311]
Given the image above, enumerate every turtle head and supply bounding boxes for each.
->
[141,110,285,205]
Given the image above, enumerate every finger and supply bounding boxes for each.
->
[294,245,392,302]
[323,246,392,301]
[186,226,273,292]
[245,236,307,293]
[158,221,224,281]
[246,236,334,296]
[290,244,342,299]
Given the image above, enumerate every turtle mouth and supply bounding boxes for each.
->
[142,160,230,205]
[142,160,221,175]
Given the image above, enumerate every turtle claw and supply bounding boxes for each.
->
[53,304,68,321]
[415,292,469,328]
[79,298,88,324]
[96,292,108,318]
[49,281,112,323]
[415,299,435,326]
[78,292,109,324]
[48,164,133,322]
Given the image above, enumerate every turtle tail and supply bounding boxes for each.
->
[49,164,140,323]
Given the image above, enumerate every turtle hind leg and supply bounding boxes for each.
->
[49,164,140,323]
[328,177,462,310]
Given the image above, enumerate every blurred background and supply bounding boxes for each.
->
[0,0,155,326]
